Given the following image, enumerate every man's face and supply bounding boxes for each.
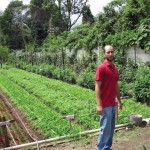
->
[104,46,114,61]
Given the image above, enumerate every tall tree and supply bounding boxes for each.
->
[82,5,94,24]
[56,0,88,31]
[0,0,24,49]
[122,0,150,30]
[30,0,56,46]
[0,45,9,67]
[136,18,150,51]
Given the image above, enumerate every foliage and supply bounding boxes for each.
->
[122,0,150,30]
[0,66,150,135]
[119,81,135,97]
[30,0,56,45]
[0,45,9,67]
[0,0,150,106]
[82,5,95,24]
[56,0,88,31]
[136,18,150,51]
[0,67,98,130]
[104,30,137,48]
[77,70,95,90]
[0,71,82,137]
[134,64,150,105]
[0,0,24,49]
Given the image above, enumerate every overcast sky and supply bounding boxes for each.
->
[0,0,112,16]
[0,0,112,26]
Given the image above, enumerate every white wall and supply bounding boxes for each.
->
[67,46,150,63]
[126,46,150,62]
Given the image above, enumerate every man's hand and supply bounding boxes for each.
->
[97,105,103,115]
[118,101,122,110]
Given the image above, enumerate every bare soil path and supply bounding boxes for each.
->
[42,125,150,150]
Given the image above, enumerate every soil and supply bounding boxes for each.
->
[42,125,150,150]
[0,91,46,148]
[0,91,150,150]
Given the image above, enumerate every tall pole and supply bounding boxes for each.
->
[134,45,136,64]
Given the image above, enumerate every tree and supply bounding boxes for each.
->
[0,0,24,49]
[56,0,88,31]
[136,18,150,51]
[0,45,9,67]
[99,0,126,34]
[29,0,56,46]
[122,0,150,30]
[82,5,94,24]
[66,23,97,65]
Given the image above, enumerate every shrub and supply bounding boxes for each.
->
[119,81,135,97]
[134,64,150,105]
[39,64,55,77]
[52,67,63,80]
[77,70,95,90]
[63,68,76,84]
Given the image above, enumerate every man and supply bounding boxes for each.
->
[95,45,122,150]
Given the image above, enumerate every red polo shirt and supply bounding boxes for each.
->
[95,60,119,108]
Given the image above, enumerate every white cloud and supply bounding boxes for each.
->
[88,0,112,16]
[0,0,11,11]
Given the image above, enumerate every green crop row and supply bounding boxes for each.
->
[1,67,99,129]
[0,73,82,138]
[0,66,150,138]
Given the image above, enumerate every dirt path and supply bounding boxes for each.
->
[42,125,150,150]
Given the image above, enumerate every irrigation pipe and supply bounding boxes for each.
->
[1,123,131,150]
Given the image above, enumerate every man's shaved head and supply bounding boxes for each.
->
[103,45,114,53]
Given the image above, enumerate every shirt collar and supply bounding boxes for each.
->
[104,60,114,67]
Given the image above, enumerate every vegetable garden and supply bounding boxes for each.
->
[0,66,150,148]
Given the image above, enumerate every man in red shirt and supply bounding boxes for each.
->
[95,45,122,150]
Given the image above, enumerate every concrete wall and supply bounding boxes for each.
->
[67,46,150,63]
[126,46,150,62]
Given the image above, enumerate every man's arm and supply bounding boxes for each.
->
[116,83,122,110]
[95,80,103,115]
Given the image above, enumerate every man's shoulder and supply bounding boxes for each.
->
[98,61,107,68]
[96,62,106,72]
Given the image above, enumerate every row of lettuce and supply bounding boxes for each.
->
[0,66,150,138]
[14,61,150,105]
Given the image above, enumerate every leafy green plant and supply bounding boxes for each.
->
[0,66,150,137]
[77,70,95,90]
[134,64,150,105]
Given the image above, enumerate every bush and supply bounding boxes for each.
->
[77,70,95,90]
[52,67,63,79]
[134,64,150,105]
[119,81,135,97]
[63,68,76,84]
[39,64,55,77]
